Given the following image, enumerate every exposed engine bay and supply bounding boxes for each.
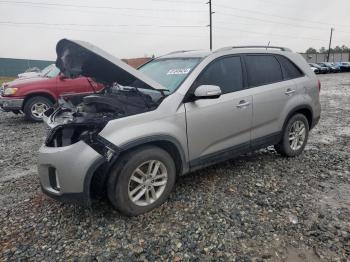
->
[44,38,168,159]
[44,84,164,158]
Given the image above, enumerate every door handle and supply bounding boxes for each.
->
[236,100,250,108]
[285,88,296,95]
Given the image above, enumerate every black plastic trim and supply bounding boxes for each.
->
[251,132,281,150]
[119,135,189,174]
[82,157,108,204]
[311,115,320,129]
[283,104,314,130]
[190,132,281,171]
[41,186,88,206]
[190,142,250,171]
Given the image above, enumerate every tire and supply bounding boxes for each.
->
[107,146,176,216]
[23,96,53,122]
[274,113,309,157]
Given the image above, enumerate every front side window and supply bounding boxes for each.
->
[138,58,201,93]
[193,56,243,94]
[245,55,283,87]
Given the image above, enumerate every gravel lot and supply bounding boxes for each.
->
[1,73,349,261]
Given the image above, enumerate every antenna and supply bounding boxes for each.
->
[267,41,270,50]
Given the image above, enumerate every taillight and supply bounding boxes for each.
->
[317,79,321,92]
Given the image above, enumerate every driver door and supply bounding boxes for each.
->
[184,56,253,168]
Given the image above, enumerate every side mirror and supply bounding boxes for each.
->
[194,85,222,100]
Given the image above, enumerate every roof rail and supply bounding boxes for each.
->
[164,50,195,55]
[215,46,292,52]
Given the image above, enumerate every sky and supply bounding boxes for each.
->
[0,0,350,60]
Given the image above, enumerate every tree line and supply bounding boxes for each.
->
[305,45,350,54]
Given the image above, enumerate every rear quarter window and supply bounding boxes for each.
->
[276,55,304,80]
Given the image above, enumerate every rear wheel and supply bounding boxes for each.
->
[107,146,176,216]
[275,114,309,157]
[23,96,53,122]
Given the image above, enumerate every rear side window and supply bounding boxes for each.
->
[194,56,243,94]
[245,55,283,87]
[277,55,304,79]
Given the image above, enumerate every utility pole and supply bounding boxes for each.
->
[207,0,213,50]
[327,27,334,62]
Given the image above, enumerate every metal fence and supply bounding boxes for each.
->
[300,52,350,63]
[0,58,54,77]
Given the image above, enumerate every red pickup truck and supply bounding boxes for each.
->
[0,66,104,121]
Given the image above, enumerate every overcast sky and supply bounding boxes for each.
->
[0,0,350,60]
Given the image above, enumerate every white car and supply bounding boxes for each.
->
[309,65,320,74]
[18,64,55,79]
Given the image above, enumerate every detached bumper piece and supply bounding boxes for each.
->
[38,141,106,206]
[0,96,24,111]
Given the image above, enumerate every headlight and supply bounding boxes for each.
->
[3,87,18,96]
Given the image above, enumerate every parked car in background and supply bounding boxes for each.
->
[337,62,350,72]
[329,62,342,72]
[38,39,321,216]
[17,67,41,78]
[0,66,104,121]
[309,63,328,74]
[18,64,56,79]
[318,62,340,73]
[309,64,320,74]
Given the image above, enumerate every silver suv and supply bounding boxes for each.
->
[38,39,321,216]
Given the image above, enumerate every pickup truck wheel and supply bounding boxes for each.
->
[107,146,176,216]
[275,113,309,157]
[23,96,53,122]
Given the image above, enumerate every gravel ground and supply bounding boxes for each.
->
[0,73,349,261]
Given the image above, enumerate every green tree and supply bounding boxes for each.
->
[333,46,342,52]
[341,45,349,52]
[319,47,326,53]
[306,47,317,54]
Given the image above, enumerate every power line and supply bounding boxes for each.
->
[215,4,350,28]
[216,11,350,34]
[151,0,205,3]
[0,21,205,28]
[0,0,206,13]
[0,23,208,39]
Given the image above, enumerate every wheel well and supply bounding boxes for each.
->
[287,107,313,129]
[89,140,184,198]
[22,93,56,110]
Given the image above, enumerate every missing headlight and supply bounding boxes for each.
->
[45,123,118,160]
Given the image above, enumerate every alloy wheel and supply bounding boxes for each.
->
[128,160,168,206]
[288,120,306,151]
[31,102,49,119]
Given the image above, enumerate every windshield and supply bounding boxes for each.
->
[44,66,60,78]
[138,58,201,93]
[41,64,54,75]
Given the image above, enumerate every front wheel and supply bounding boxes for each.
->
[107,146,176,216]
[23,96,53,122]
[274,114,309,157]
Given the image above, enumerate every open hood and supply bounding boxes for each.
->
[56,39,166,91]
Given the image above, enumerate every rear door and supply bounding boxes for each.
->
[244,54,303,145]
[185,56,253,166]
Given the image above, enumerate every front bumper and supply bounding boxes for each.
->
[0,95,24,111]
[38,140,106,206]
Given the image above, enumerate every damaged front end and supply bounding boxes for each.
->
[44,38,168,159]
[44,84,162,161]
[39,38,168,204]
